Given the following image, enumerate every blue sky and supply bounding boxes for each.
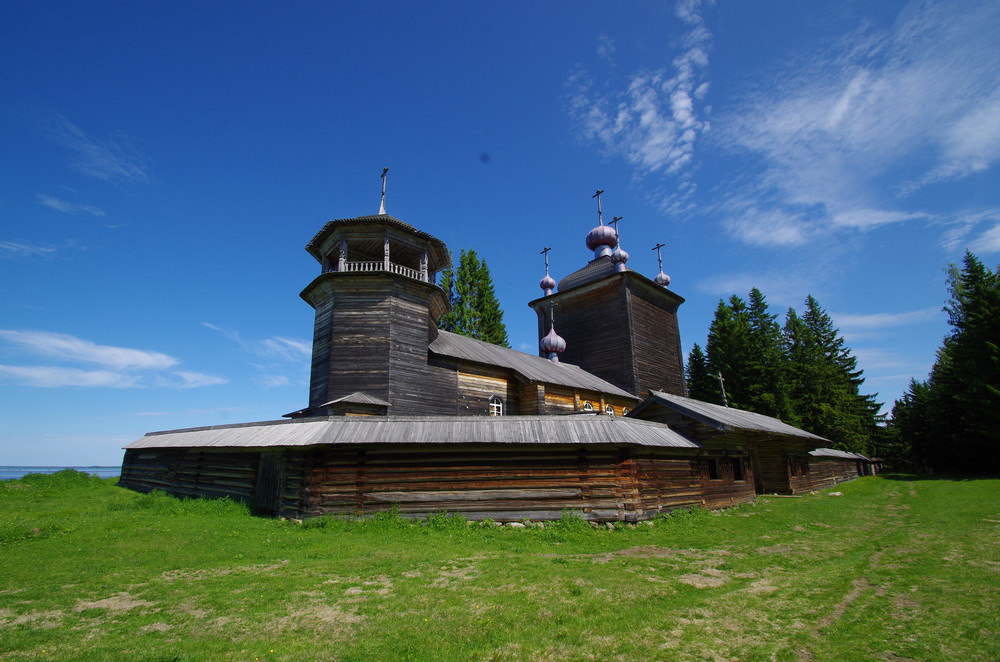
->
[2,1,998,465]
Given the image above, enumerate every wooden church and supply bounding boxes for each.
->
[120,182,865,521]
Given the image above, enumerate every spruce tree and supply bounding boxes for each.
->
[685,343,718,402]
[893,251,1000,473]
[437,249,510,347]
[705,295,752,408]
[745,288,790,419]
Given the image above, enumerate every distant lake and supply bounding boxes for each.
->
[1,466,121,481]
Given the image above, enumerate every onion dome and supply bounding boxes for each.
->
[655,270,671,287]
[586,225,618,258]
[539,273,556,296]
[611,244,630,272]
[540,326,567,363]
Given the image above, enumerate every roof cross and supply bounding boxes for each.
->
[592,189,605,225]
[540,246,552,275]
[378,167,389,215]
[652,241,666,271]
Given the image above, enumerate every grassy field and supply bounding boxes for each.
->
[1,472,997,661]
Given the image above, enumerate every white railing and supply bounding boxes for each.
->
[339,260,425,282]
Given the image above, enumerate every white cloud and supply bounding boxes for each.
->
[0,364,140,388]
[970,221,1000,254]
[41,113,152,185]
[566,0,712,189]
[37,194,105,217]
[833,308,941,331]
[204,322,309,388]
[0,329,177,370]
[0,241,57,258]
[0,329,224,389]
[717,0,1000,245]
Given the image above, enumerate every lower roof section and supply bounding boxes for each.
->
[126,414,701,451]
[633,390,830,443]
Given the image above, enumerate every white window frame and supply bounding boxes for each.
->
[489,395,504,417]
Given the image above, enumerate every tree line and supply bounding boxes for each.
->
[889,251,1000,474]
[685,289,884,456]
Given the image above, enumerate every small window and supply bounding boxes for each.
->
[583,401,594,412]
[707,459,720,480]
[622,407,630,416]
[605,405,614,416]
[731,458,744,482]
[489,395,503,417]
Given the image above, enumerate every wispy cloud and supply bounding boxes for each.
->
[833,307,941,331]
[40,113,152,185]
[0,240,57,258]
[0,329,224,389]
[566,0,712,213]
[716,0,1000,246]
[203,322,309,388]
[37,194,105,217]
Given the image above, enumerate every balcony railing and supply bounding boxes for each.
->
[336,260,426,282]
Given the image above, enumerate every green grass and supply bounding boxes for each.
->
[2,470,998,661]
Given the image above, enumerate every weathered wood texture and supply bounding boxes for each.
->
[807,458,862,489]
[301,272,455,415]
[530,272,686,398]
[120,444,757,522]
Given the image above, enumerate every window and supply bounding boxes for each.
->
[489,395,503,417]
[622,407,630,416]
[605,405,614,416]
[731,458,744,482]
[707,459,720,480]
[583,401,594,412]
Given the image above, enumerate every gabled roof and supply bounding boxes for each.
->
[125,414,700,451]
[429,330,637,399]
[321,392,392,407]
[630,390,829,442]
[810,447,870,461]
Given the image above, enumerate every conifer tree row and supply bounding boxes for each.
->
[890,251,1000,474]
[686,288,883,454]
[437,249,510,347]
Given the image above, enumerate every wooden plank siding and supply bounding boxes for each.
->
[119,444,758,522]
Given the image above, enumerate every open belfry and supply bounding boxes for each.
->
[121,173,874,521]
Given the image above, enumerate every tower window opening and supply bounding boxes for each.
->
[489,395,503,417]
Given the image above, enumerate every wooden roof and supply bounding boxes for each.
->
[125,414,701,450]
[305,214,450,268]
[810,447,870,461]
[631,390,829,442]
[429,330,637,399]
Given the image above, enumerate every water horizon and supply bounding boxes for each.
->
[1,466,122,481]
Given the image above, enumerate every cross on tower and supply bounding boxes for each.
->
[652,242,666,271]
[592,189,605,225]
[540,246,552,275]
[378,167,389,215]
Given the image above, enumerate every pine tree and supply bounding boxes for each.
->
[744,287,790,419]
[685,343,718,402]
[705,295,752,408]
[894,252,1000,473]
[437,249,509,347]
[784,296,881,453]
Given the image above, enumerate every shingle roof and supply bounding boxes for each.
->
[429,330,637,399]
[635,390,829,442]
[557,255,619,291]
[810,447,870,461]
[321,392,392,407]
[305,214,450,267]
[125,414,701,450]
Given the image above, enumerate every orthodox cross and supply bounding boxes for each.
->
[540,246,552,275]
[592,189,605,225]
[378,167,389,215]
[652,241,666,271]
[610,216,623,243]
[717,371,729,407]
